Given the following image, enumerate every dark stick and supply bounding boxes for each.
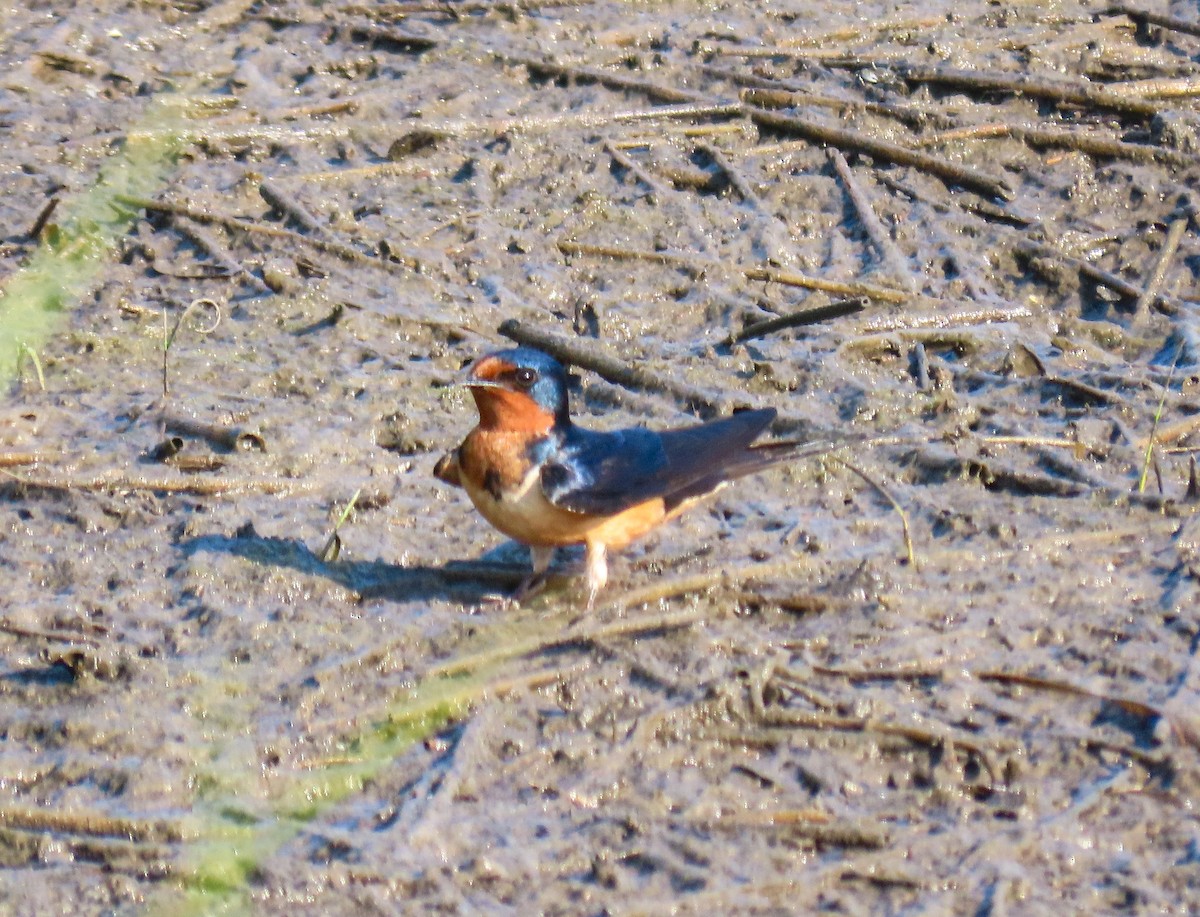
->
[725,298,868,345]
[746,107,1015,201]
[507,55,715,105]
[259,179,328,237]
[26,196,59,240]
[1014,125,1197,168]
[497,319,725,414]
[897,65,1163,118]
[1014,238,1192,315]
[1107,4,1200,39]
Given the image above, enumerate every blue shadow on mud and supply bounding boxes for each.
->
[179,526,527,605]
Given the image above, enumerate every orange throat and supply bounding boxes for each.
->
[470,387,555,433]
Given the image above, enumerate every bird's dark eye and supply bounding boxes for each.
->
[513,367,538,387]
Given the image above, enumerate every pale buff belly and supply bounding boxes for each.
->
[461,465,669,550]
[461,464,599,547]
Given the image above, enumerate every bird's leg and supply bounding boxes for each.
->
[583,539,608,611]
[510,544,556,604]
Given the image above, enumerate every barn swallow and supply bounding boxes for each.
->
[433,346,798,607]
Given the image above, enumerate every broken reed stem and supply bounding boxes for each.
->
[170,215,271,292]
[1133,218,1189,325]
[1015,126,1198,168]
[1103,77,1200,100]
[1,467,316,496]
[896,64,1164,118]
[557,240,909,303]
[695,140,761,208]
[827,148,916,292]
[602,139,668,198]
[914,122,1012,146]
[0,619,101,645]
[116,194,421,274]
[843,303,1032,337]
[0,804,187,843]
[728,79,952,131]
[259,179,328,237]
[745,105,1015,200]
[1015,238,1190,315]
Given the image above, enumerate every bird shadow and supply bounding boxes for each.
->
[178,524,529,605]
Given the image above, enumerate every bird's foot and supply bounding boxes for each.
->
[467,573,547,612]
[510,570,549,605]
[468,592,518,613]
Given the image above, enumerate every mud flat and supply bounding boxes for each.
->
[1,1,1199,913]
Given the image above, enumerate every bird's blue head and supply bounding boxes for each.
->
[462,347,571,432]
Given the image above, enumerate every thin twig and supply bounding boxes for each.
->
[259,179,328,237]
[913,444,1175,510]
[1134,218,1190,325]
[731,81,953,131]
[426,607,706,679]
[117,194,421,274]
[897,64,1164,118]
[695,140,761,208]
[1015,237,1192,315]
[602,139,668,199]
[829,457,918,568]
[0,620,101,646]
[827,148,916,292]
[170,215,271,292]
[746,106,1015,200]
[556,240,910,303]
[1138,346,1183,493]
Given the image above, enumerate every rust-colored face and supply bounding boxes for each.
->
[467,354,510,384]
[465,355,556,433]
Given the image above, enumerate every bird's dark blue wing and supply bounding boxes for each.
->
[540,408,782,515]
[539,426,669,515]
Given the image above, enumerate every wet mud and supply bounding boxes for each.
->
[2,0,1200,913]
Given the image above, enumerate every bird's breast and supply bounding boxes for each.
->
[457,429,593,546]
[455,428,671,549]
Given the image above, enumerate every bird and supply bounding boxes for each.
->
[433,346,799,607]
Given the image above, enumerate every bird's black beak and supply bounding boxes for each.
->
[452,361,501,390]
